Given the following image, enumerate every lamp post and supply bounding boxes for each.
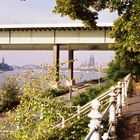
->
[66,80,72,105]
[97,64,101,88]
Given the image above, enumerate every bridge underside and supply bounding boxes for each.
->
[0,43,111,50]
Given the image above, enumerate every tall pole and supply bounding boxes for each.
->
[53,44,60,87]
[68,50,75,85]
[98,64,101,88]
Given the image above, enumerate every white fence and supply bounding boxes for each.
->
[55,74,131,140]
[85,74,131,140]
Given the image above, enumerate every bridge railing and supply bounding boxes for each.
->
[55,88,111,129]
[85,73,131,140]
[54,74,130,135]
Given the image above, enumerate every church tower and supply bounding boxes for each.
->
[2,58,5,64]
[88,54,95,67]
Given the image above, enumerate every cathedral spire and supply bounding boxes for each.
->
[88,53,95,67]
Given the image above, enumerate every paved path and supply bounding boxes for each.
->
[57,83,92,104]
[121,82,140,140]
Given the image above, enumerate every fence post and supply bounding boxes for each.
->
[121,82,126,106]
[124,80,128,97]
[77,105,80,119]
[61,117,65,128]
[102,133,109,140]
[125,74,130,95]
[109,86,117,140]
[116,82,122,117]
[86,99,102,140]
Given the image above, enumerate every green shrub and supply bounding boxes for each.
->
[0,65,114,140]
[0,77,20,112]
[127,79,134,97]
[72,81,114,106]
[107,57,130,82]
[48,86,69,97]
[48,116,89,140]
[7,95,74,140]
[1,66,76,140]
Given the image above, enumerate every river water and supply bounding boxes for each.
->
[0,69,104,86]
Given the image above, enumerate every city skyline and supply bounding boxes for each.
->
[0,51,115,67]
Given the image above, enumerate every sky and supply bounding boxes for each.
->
[0,0,118,67]
[0,51,115,67]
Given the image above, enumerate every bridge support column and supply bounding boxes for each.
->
[68,50,75,85]
[53,44,60,88]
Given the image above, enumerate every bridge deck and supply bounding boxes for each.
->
[121,82,140,140]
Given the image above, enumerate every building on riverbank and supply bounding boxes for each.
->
[0,58,13,72]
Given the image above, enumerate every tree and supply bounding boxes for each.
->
[1,66,74,140]
[109,0,140,77]
[54,0,138,28]
[54,0,140,78]
[107,56,131,81]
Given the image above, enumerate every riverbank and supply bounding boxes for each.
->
[0,69,104,86]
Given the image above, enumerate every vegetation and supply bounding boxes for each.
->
[6,94,75,140]
[107,56,130,81]
[1,0,139,138]
[49,86,69,97]
[127,79,134,97]
[107,55,139,82]
[0,77,20,112]
[0,66,79,140]
[0,64,115,140]
[72,81,114,106]
[47,116,89,140]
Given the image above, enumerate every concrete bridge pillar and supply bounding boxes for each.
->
[53,44,60,87]
[68,50,75,85]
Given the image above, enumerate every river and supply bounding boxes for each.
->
[0,69,104,86]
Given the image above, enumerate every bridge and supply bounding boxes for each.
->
[0,22,114,50]
[0,22,114,86]
[11,64,42,70]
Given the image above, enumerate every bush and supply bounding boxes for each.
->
[107,58,130,82]
[2,86,75,140]
[48,116,89,140]
[48,86,69,97]
[0,65,114,140]
[0,77,20,112]
[72,81,114,106]
[127,79,134,97]
[0,66,76,140]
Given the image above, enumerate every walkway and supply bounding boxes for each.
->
[57,82,92,103]
[121,82,140,140]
